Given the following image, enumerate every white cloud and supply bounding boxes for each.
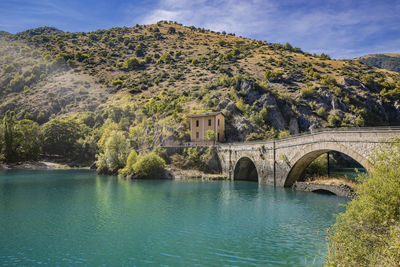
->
[135,0,400,58]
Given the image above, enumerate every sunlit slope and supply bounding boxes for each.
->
[1,22,400,142]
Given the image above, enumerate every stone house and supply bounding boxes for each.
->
[188,112,225,142]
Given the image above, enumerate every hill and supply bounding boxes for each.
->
[357,53,400,73]
[1,21,400,158]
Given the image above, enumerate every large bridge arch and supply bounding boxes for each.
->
[284,142,373,187]
[233,157,259,182]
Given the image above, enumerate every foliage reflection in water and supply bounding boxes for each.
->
[0,170,347,266]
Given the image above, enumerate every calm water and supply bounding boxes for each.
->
[0,170,347,266]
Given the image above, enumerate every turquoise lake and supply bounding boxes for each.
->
[0,170,347,266]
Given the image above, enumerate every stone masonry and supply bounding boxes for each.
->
[216,128,400,187]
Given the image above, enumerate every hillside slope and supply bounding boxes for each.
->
[357,54,400,73]
[1,22,400,146]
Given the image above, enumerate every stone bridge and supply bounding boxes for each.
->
[216,127,400,187]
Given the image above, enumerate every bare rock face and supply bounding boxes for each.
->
[226,116,261,142]
[266,94,286,130]
[223,102,240,117]
[289,118,299,134]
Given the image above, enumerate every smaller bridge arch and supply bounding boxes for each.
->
[284,142,372,187]
[233,157,259,182]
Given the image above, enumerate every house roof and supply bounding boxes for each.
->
[188,111,223,118]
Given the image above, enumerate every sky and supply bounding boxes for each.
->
[0,0,399,59]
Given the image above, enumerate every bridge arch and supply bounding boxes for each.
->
[311,189,336,195]
[284,142,372,187]
[233,157,258,182]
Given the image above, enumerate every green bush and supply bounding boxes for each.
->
[327,139,400,266]
[316,107,327,119]
[132,152,165,179]
[245,132,265,141]
[96,130,129,174]
[118,150,138,177]
[167,27,176,34]
[327,113,342,127]
[264,70,283,82]
[300,85,317,98]
[153,146,170,164]
[171,153,185,168]
[41,118,85,156]
[278,130,290,139]
[205,130,215,141]
[320,75,337,87]
[117,57,144,71]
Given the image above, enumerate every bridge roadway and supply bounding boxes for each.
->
[216,127,400,187]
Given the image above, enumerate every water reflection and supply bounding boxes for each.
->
[0,170,347,266]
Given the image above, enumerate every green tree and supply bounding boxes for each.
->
[96,130,129,174]
[3,111,16,163]
[205,130,215,141]
[167,27,176,34]
[41,118,85,156]
[132,152,165,179]
[327,138,400,266]
[0,122,4,162]
[14,119,41,161]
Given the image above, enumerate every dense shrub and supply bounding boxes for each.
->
[327,112,342,127]
[117,57,145,71]
[327,139,400,266]
[41,118,85,156]
[132,152,165,179]
[316,107,327,119]
[118,150,138,177]
[96,130,129,174]
[264,70,283,82]
[277,130,290,139]
[300,85,317,98]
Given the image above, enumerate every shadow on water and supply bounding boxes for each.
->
[312,189,336,195]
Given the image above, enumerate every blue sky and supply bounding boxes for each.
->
[1,0,399,59]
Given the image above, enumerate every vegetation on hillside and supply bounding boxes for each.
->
[327,139,400,266]
[1,21,400,166]
[358,54,400,73]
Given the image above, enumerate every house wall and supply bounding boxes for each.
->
[203,115,216,140]
[190,117,205,141]
[190,114,225,142]
[216,114,225,141]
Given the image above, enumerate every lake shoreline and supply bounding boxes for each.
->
[0,161,90,170]
[163,167,226,181]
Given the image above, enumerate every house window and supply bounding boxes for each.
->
[208,119,211,126]
[217,133,220,141]
[196,120,199,127]
[196,132,199,138]
[217,119,220,126]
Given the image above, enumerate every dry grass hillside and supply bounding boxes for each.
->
[1,21,400,143]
